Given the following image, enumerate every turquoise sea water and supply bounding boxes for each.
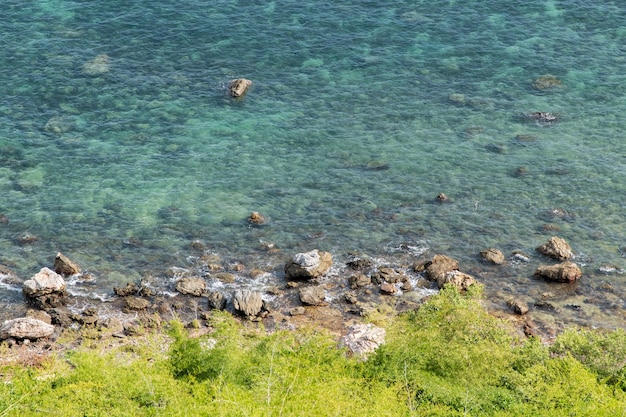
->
[0,1,625,327]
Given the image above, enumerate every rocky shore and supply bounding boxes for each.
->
[2,230,621,364]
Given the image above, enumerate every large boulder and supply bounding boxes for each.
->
[422,254,459,282]
[534,262,582,283]
[53,252,81,276]
[233,290,263,318]
[0,317,55,340]
[23,267,66,297]
[536,236,573,261]
[284,250,333,280]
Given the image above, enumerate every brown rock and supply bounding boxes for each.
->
[207,291,227,310]
[299,286,327,306]
[480,248,505,265]
[380,282,397,295]
[114,282,139,297]
[424,254,459,283]
[507,299,529,315]
[247,211,268,225]
[438,270,477,292]
[54,252,81,276]
[124,296,150,311]
[536,236,573,260]
[214,272,236,283]
[175,277,207,296]
[348,274,371,289]
[228,78,252,98]
[534,261,582,283]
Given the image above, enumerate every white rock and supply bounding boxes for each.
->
[0,317,55,340]
[23,267,66,298]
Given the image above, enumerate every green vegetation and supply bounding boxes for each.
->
[1,286,626,416]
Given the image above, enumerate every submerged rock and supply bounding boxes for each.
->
[0,317,54,340]
[534,262,582,283]
[532,75,563,91]
[82,54,110,76]
[536,236,573,261]
[53,252,81,277]
[284,250,333,280]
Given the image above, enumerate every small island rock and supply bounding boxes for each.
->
[536,236,573,261]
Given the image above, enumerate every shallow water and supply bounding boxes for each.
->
[0,1,625,329]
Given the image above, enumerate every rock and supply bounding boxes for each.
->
[341,324,386,358]
[436,193,449,202]
[480,248,505,265]
[344,292,358,304]
[523,112,559,124]
[371,267,406,284]
[532,75,563,91]
[299,286,327,306]
[346,257,374,271]
[247,211,268,225]
[82,54,110,76]
[44,116,75,135]
[438,270,477,292]
[233,290,263,317]
[380,282,397,295]
[536,236,573,261]
[25,309,52,324]
[228,78,252,98]
[348,274,371,289]
[205,291,225,311]
[284,250,333,280]
[508,299,529,315]
[214,272,236,283]
[123,296,150,311]
[16,233,39,245]
[0,317,54,340]
[423,254,459,283]
[114,282,139,297]
[175,277,207,296]
[53,252,81,276]
[47,308,74,328]
[23,267,66,298]
[534,262,582,283]
[289,306,306,316]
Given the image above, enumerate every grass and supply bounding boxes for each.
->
[1,286,626,416]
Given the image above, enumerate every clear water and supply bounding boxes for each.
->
[1,1,625,328]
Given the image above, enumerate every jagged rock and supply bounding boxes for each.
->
[438,270,477,292]
[299,285,327,306]
[23,267,66,298]
[233,290,263,317]
[371,267,406,284]
[508,299,529,315]
[46,308,73,328]
[0,317,54,340]
[228,78,252,97]
[346,257,374,271]
[536,236,573,261]
[114,282,139,297]
[480,248,505,265]
[207,291,226,310]
[175,277,207,296]
[342,324,386,358]
[348,274,371,289]
[534,262,582,283]
[53,252,81,276]
[423,254,459,282]
[82,54,110,76]
[25,309,52,324]
[284,250,333,280]
[123,296,150,311]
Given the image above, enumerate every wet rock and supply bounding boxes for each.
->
[284,249,333,280]
[436,193,449,202]
[53,252,81,277]
[233,290,263,318]
[523,112,559,124]
[207,291,227,310]
[534,261,582,283]
[422,254,459,283]
[507,299,529,315]
[299,286,327,306]
[380,282,397,295]
[0,317,54,340]
[346,257,374,271]
[113,282,139,297]
[23,268,66,299]
[247,211,268,225]
[16,233,39,245]
[371,267,406,284]
[228,78,252,98]
[341,323,386,359]
[0,214,8,224]
[124,296,150,311]
[175,277,207,296]
[438,270,477,292]
[536,236,573,261]
[480,248,505,265]
[349,274,371,289]
[214,272,236,283]
[532,75,563,91]
[82,54,110,76]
